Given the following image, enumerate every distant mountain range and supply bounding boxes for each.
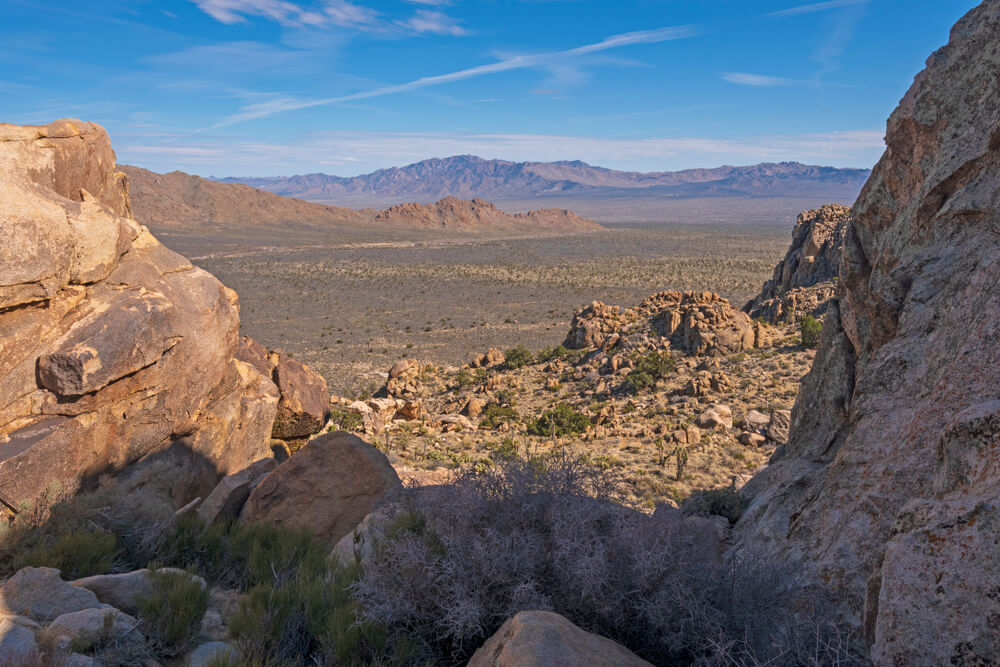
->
[219,156,871,207]
[121,165,602,235]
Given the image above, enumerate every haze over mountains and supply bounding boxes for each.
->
[220,156,872,209]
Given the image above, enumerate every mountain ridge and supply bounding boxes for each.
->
[218,156,872,205]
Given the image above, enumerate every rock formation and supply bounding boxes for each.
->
[371,196,603,232]
[734,4,1000,663]
[0,120,278,511]
[565,291,772,356]
[241,431,403,544]
[743,204,850,323]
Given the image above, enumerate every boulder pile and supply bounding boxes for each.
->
[0,120,278,511]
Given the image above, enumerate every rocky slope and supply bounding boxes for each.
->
[734,3,1000,663]
[743,203,851,323]
[372,196,603,232]
[0,120,279,512]
[222,157,870,205]
[124,165,604,236]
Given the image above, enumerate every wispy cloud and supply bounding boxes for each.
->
[767,0,868,18]
[211,25,697,127]
[722,72,796,87]
[116,128,884,175]
[401,10,469,35]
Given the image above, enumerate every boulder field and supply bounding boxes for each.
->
[733,3,1000,664]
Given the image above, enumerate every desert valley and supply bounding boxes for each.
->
[2,1,999,666]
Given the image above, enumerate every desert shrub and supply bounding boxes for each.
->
[478,404,519,430]
[800,315,822,349]
[503,345,534,370]
[527,403,590,437]
[228,560,410,666]
[328,408,363,432]
[16,529,118,579]
[138,568,209,658]
[625,350,675,393]
[682,487,749,525]
[354,454,864,665]
[536,344,571,363]
[455,368,474,388]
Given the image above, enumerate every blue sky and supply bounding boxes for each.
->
[0,0,978,176]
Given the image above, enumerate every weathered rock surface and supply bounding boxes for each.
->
[0,120,278,510]
[0,618,39,665]
[42,607,142,653]
[186,641,238,667]
[744,204,850,323]
[565,291,770,357]
[0,567,100,623]
[734,5,1000,664]
[241,431,402,543]
[72,568,206,616]
[235,338,329,442]
[467,610,653,667]
[196,458,277,525]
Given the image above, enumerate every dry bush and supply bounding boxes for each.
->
[354,454,866,666]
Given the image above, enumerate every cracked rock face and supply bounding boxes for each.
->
[0,119,278,510]
[733,3,1000,664]
[743,204,850,324]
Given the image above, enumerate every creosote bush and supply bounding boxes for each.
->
[139,568,210,658]
[625,350,676,393]
[478,404,519,430]
[503,344,534,370]
[527,402,590,437]
[800,314,822,349]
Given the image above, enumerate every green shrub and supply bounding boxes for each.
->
[528,403,590,437]
[536,345,569,363]
[503,345,534,370]
[479,404,519,430]
[16,529,118,579]
[138,568,209,658]
[328,408,363,432]
[625,351,675,393]
[799,315,822,349]
[455,368,475,388]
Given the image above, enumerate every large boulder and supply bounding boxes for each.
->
[195,458,277,525]
[467,610,652,667]
[235,338,329,442]
[734,4,1000,664]
[72,568,206,616]
[743,204,851,323]
[41,607,143,653]
[0,120,278,511]
[0,567,101,623]
[241,431,402,544]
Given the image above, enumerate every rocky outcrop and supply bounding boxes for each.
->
[235,337,329,444]
[743,204,850,323]
[241,431,402,544]
[371,196,604,233]
[565,291,771,356]
[467,610,653,667]
[734,4,1000,664]
[0,120,278,511]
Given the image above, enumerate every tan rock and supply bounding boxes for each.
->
[467,610,652,667]
[396,400,422,421]
[463,397,486,418]
[241,431,402,544]
[734,6,1000,663]
[765,409,791,444]
[42,608,143,653]
[0,120,276,510]
[72,568,206,616]
[0,568,100,623]
[195,458,277,526]
[271,353,329,441]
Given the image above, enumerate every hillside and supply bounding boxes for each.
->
[220,157,871,207]
[122,165,603,237]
